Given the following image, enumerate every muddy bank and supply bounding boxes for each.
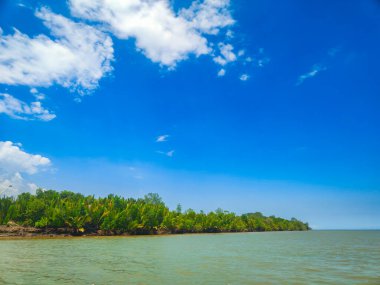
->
[0,225,78,238]
[0,225,251,238]
[0,225,173,238]
[0,224,309,239]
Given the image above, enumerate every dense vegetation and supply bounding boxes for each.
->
[0,189,310,235]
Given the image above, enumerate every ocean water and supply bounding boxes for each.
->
[0,231,379,284]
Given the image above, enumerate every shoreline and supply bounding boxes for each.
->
[0,225,309,239]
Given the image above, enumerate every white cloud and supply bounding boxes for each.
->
[237,49,245,57]
[0,93,56,121]
[239,74,249,81]
[297,64,327,86]
[68,0,234,67]
[213,43,237,66]
[242,48,270,68]
[30,88,46,100]
[0,173,38,197]
[30,88,38,94]
[73,97,82,103]
[225,29,234,39]
[180,0,235,34]
[0,141,51,196]
[0,8,114,93]
[217,68,226,77]
[156,134,170,142]
[157,150,175,157]
[257,57,270,67]
[0,141,51,174]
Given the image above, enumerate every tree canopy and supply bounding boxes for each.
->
[0,189,310,235]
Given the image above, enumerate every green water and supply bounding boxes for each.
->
[0,231,379,284]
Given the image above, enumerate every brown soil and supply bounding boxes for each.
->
[0,225,76,238]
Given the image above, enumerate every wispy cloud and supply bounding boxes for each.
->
[240,74,250,81]
[296,47,341,86]
[237,49,245,57]
[252,48,270,67]
[296,64,327,86]
[156,134,174,157]
[328,47,340,57]
[257,57,270,67]
[231,48,270,79]
[0,93,56,121]
[156,135,170,142]
[157,150,175,157]
[0,7,114,94]
[127,166,144,180]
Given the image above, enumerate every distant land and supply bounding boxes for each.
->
[0,189,310,237]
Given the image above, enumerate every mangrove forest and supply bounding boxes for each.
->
[0,189,310,235]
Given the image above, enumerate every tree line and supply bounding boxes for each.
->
[0,189,310,235]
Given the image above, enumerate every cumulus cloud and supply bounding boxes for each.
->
[0,141,51,174]
[0,141,51,196]
[68,0,234,67]
[156,134,170,142]
[213,43,237,66]
[217,68,226,77]
[297,64,327,86]
[0,8,114,93]
[0,173,38,197]
[0,93,56,121]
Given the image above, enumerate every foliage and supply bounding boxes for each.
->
[0,189,310,234]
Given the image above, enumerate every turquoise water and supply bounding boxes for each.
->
[0,231,379,284]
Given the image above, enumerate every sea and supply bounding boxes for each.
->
[0,230,379,284]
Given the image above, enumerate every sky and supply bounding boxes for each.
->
[0,0,379,229]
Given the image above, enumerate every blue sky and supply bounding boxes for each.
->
[0,0,379,229]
